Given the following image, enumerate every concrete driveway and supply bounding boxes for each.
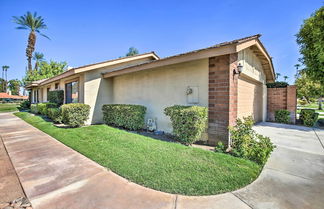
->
[1,113,324,209]
[234,122,324,209]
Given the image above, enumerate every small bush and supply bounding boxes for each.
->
[275,109,290,123]
[30,104,38,114]
[300,109,319,127]
[102,104,146,130]
[19,100,30,109]
[164,105,208,145]
[36,103,57,116]
[61,103,90,127]
[48,90,64,106]
[226,116,275,165]
[266,82,289,88]
[47,108,62,123]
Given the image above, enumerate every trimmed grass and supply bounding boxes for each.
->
[14,112,261,196]
[0,103,19,113]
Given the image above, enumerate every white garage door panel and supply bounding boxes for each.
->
[238,77,263,122]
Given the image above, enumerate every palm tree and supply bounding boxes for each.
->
[283,76,289,81]
[13,12,49,72]
[33,52,44,70]
[275,73,281,81]
[2,66,9,92]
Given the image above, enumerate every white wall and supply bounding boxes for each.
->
[112,59,209,132]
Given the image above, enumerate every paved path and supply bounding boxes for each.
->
[0,113,324,209]
[0,132,26,206]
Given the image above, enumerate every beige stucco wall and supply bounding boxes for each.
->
[83,57,155,124]
[237,48,267,122]
[112,59,209,133]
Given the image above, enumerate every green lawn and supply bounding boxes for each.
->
[0,103,19,113]
[14,112,261,196]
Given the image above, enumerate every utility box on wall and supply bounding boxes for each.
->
[187,86,199,104]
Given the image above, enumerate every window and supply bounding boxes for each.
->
[55,83,59,89]
[65,81,79,103]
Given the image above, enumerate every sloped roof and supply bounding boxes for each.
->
[103,34,275,82]
[0,93,28,100]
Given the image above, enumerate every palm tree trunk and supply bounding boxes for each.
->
[26,31,36,72]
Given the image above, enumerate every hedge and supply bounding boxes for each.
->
[61,103,90,127]
[19,100,30,110]
[300,109,319,127]
[36,103,57,116]
[164,105,207,145]
[275,109,290,124]
[47,108,62,123]
[102,104,146,130]
[48,90,64,106]
[266,82,289,88]
[30,104,38,114]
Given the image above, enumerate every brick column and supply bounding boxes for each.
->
[208,54,238,146]
[287,85,297,123]
[267,86,297,124]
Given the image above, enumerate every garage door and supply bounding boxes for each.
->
[238,76,263,122]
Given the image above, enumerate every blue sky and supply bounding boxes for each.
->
[0,0,322,84]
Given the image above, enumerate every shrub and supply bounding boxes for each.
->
[36,102,57,116]
[102,104,146,130]
[48,90,64,106]
[47,108,62,123]
[164,105,208,145]
[300,109,319,127]
[19,100,30,109]
[275,109,290,123]
[61,103,90,127]
[226,116,275,165]
[266,82,289,88]
[30,104,38,114]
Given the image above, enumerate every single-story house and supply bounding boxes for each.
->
[0,92,28,102]
[26,34,277,145]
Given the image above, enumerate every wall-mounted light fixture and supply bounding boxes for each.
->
[234,63,243,75]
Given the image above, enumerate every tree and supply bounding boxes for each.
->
[2,66,9,92]
[295,70,324,109]
[33,52,44,70]
[296,6,324,85]
[22,60,67,85]
[0,78,6,92]
[283,76,289,81]
[126,47,139,57]
[13,12,49,72]
[275,73,281,81]
[8,79,21,95]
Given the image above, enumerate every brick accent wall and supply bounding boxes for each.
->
[267,85,297,123]
[208,54,238,145]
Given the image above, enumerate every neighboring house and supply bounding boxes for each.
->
[0,92,28,102]
[26,34,276,145]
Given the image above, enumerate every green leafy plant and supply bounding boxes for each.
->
[275,109,290,123]
[30,104,38,114]
[48,90,64,106]
[300,109,319,126]
[214,142,226,153]
[47,107,62,123]
[228,116,275,165]
[36,102,57,116]
[102,104,146,130]
[61,103,90,127]
[164,105,208,145]
[19,100,30,109]
[266,82,289,88]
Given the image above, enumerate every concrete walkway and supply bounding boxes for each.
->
[0,113,324,209]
